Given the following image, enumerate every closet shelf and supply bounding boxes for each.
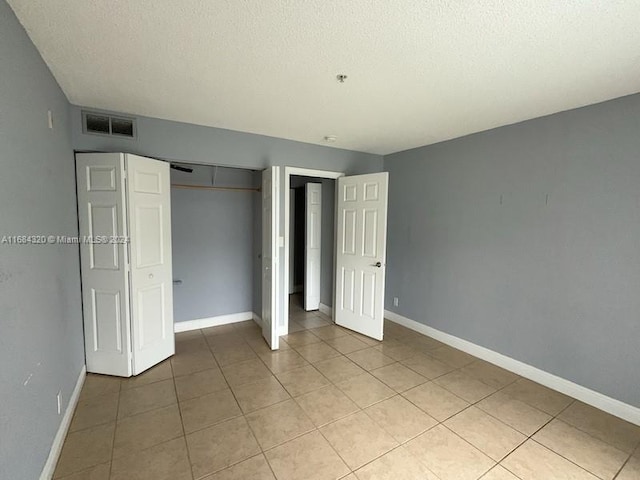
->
[171,183,261,193]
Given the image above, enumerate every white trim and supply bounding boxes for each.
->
[289,189,296,295]
[265,165,281,350]
[384,310,640,426]
[285,167,345,179]
[174,312,254,332]
[319,303,333,318]
[40,366,86,480]
[283,166,344,338]
[252,312,262,326]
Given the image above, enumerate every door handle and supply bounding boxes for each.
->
[372,261,382,268]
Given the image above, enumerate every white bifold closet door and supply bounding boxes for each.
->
[76,152,174,377]
[261,166,280,350]
[334,172,389,341]
[126,154,174,374]
[304,183,322,311]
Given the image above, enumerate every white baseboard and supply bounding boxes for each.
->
[40,365,86,480]
[384,309,640,426]
[319,303,333,318]
[174,311,254,333]
[252,312,262,327]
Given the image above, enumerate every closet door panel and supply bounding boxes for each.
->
[76,153,132,377]
[126,154,174,375]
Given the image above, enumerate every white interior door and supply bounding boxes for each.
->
[126,154,175,375]
[262,166,280,349]
[76,153,132,376]
[335,172,389,340]
[289,189,296,294]
[305,183,322,311]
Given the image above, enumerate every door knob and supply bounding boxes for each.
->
[372,261,382,268]
[149,273,154,279]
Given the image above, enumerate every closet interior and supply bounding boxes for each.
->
[170,163,262,328]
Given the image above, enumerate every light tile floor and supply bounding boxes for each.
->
[54,297,640,480]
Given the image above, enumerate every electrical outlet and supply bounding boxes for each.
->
[56,391,62,415]
[393,297,399,307]
[48,110,53,129]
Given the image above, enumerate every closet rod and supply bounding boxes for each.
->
[171,183,261,193]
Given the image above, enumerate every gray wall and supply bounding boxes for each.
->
[71,106,383,174]
[290,176,336,308]
[384,93,640,407]
[171,166,257,322]
[0,1,84,478]
[71,105,383,328]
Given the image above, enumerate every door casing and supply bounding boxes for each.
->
[282,167,344,336]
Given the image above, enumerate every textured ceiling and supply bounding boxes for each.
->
[8,0,640,154]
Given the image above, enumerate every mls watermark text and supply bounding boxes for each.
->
[1,235,129,245]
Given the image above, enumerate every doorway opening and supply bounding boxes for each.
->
[170,162,261,331]
[289,175,336,314]
[283,167,343,335]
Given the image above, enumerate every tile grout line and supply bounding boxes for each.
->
[520,398,635,479]
[285,334,439,477]
[182,318,576,476]
[230,319,374,477]
[383,334,535,479]
[465,372,629,479]
[106,375,122,479]
[63,316,635,480]
[186,324,258,479]
[202,318,633,480]
[412,361,590,479]
[313,421,356,476]
[384,326,544,480]
[168,356,197,480]
[209,322,310,480]
[348,327,619,479]
[609,436,640,480]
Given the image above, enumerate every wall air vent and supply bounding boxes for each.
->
[82,111,136,138]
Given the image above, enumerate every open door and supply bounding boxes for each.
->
[126,154,175,374]
[335,172,389,340]
[76,153,132,376]
[262,166,280,349]
[305,183,322,311]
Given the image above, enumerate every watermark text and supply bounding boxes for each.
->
[1,235,129,245]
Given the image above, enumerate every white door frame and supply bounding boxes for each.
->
[283,167,344,335]
[262,166,280,349]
